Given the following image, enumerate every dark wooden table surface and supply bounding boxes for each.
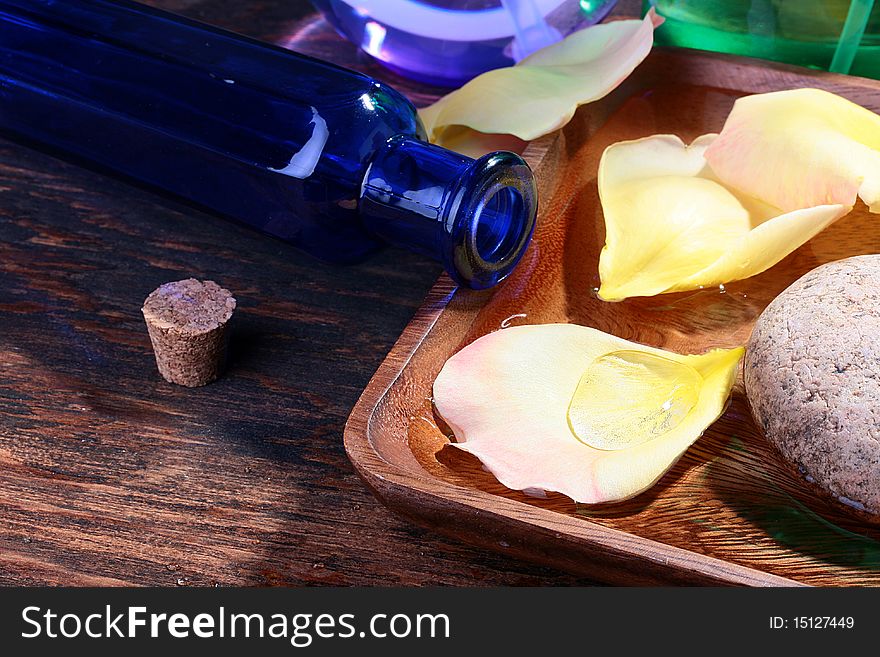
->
[0,0,637,586]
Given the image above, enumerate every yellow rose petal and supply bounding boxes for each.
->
[568,350,702,451]
[705,88,880,213]
[419,11,662,156]
[432,323,743,504]
[597,134,849,300]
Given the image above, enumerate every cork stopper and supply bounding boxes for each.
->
[142,278,236,387]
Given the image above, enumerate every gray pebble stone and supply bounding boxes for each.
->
[745,255,880,518]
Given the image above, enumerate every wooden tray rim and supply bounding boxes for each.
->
[345,268,805,586]
[343,49,880,587]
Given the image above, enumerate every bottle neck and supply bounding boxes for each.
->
[359,136,537,290]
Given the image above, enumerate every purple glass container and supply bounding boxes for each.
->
[312,0,619,86]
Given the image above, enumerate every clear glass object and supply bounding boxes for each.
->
[312,0,619,86]
[645,0,880,79]
[0,0,538,289]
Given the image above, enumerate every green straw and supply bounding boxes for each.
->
[829,0,876,74]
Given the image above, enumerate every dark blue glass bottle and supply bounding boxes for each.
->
[0,0,537,289]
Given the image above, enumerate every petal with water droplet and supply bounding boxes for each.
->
[432,323,743,504]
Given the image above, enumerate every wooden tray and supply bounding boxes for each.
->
[344,48,880,586]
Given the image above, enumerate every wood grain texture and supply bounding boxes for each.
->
[346,48,880,586]
[0,0,636,586]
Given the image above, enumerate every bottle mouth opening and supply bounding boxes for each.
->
[448,152,537,290]
[472,183,528,265]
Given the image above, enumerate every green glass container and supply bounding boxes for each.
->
[644,0,880,79]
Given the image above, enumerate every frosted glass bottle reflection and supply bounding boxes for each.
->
[312,0,619,85]
[0,0,538,289]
